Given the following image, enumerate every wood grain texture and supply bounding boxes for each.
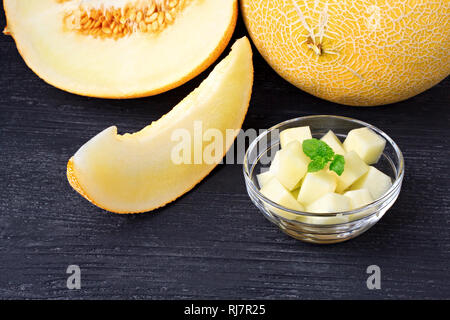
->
[0,6,449,300]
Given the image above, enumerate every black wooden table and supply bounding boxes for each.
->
[1,9,449,300]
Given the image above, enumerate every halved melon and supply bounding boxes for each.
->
[3,0,237,98]
[67,37,253,213]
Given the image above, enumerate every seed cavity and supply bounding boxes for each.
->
[61,0,188,39]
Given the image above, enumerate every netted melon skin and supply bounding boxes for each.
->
[241,0,450,106]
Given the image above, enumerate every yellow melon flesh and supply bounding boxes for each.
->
[241,0,450,106]
[256,170,274,188]
[4,0,237,98]
[67,37,253,213]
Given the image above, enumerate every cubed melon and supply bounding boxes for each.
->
[335,151,369,193]
[321,130,346,155]
[297,171,337,205]
[269,150,281,173]
[343,127,386,164]
[260,178,304,216]
[256,170,274,188]
[350,166,393,200]
[291,187,301,199]
[296,214,350,225]
[274,141,309,190]
[307,193,351,214]
[344,189,374,210]
[279,126,312,149]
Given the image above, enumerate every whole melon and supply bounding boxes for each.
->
[241,0,449,106]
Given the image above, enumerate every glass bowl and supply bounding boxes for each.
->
[243,115,404,244]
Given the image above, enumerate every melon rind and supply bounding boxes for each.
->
[241,0,450,106]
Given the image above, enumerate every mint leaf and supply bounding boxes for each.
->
[308,158,327,172]
[303,139,334,162]
[302,138,346,174]
[330,154,345,176]
[302,139,322,159]
[317,141,335,162]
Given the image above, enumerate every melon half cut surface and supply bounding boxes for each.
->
[67,37,253,213]
[4,0,238,98]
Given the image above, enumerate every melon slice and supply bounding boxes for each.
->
[67,37,253,213]
[4,0,238,98]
